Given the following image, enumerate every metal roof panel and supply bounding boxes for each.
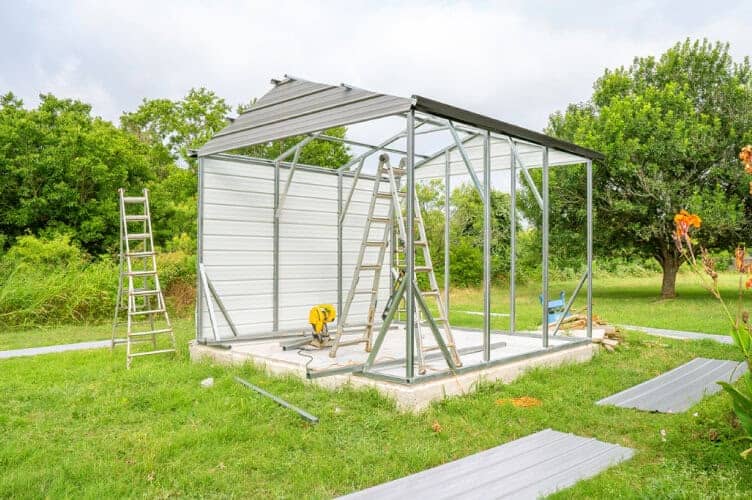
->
[339,429,633,499]
[597,357,747,413]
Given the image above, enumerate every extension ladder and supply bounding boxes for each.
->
[112,188,176,368]
[330,154,461,374]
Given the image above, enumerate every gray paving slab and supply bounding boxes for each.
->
[619,324,733,344]
[339,429,634,500]
[597,357,747,413]
[0,340,111,360]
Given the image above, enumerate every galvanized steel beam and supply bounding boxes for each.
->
[444,152,451,311]
[509,141,516,335]
[482,130,491,362]
[405,110,416,379]
[541,148,550,347]
[586,159,593,339]
[447,120,485,197]
[510,140,543,210]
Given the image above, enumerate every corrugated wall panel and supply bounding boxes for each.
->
[199,156,392,341]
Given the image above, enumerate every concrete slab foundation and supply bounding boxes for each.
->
[190,326,598,412]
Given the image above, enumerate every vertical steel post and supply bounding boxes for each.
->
[542,148,550,348]
[405,110,416,379]
[273,160,280,331]
[337,170,344,326]
[586,159,593,338]
[482,131,491,362]
[444,151,451,311]
[196,157,205,341]
[509,140,516,335]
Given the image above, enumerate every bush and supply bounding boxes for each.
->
[0,235,117,327]
[3,233,85,269]
[0,235,196,327]
[157,249,196,317]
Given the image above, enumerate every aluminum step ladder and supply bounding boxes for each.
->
[329,154,395,356]
[112,188,176,369]
[330,154,461,374]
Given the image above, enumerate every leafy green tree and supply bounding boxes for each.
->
[0,93,154,254]
[531,39,752,298]
[418,181,513,287]
[121,87,231,170]
[234,125,352,168]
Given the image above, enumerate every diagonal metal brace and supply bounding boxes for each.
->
[550,270,589,337]
[448,120,485,199]
[509,138,543,209]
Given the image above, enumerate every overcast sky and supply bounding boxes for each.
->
[2,0,751,133]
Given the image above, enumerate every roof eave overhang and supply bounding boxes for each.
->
[411,95,604,161]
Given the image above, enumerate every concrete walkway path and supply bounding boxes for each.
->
[619,324,733,345]
[0,340,111,360]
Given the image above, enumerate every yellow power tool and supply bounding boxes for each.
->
[308,304,336,346]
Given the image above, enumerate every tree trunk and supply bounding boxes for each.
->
[659,250,680,299]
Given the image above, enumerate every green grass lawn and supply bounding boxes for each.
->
[1,271,736,353]
[450,271,742,335]
[0,318,194,351]
[1,319,751,497]
[2,273,751,497]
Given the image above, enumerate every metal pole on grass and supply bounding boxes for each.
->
[235,377,319,424]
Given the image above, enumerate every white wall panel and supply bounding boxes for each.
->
[199,156,392,341]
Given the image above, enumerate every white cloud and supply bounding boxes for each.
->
[2,0,750,132]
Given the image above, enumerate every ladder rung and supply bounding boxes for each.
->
[353,290,376,295]
[369,217,391,223]
[359,264,382,271]
[397,241,428,249]
[122,196,146,203]
[422,345,443,353]
[130,289,160,296]
[397,266,432,272]
[334,339,367,348]
[126,251,155,258]
[126,233,151,240]
[129,328,173,337]
[128,349,175,358]
[383,167,406,177]
[129,309,166,316]
[125,215,148,221]
[422,291,441,297]
[126,270,157,277]
[365,241,386,247]
[376,191,407,198]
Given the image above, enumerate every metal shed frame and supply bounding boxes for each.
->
[195,75,602,385]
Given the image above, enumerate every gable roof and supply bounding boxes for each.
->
[198,78,412,157]
[198,76,603,161]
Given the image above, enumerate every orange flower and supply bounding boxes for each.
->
[741,145,752,167]
[673,209,702,238]
[736,246,747,273]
